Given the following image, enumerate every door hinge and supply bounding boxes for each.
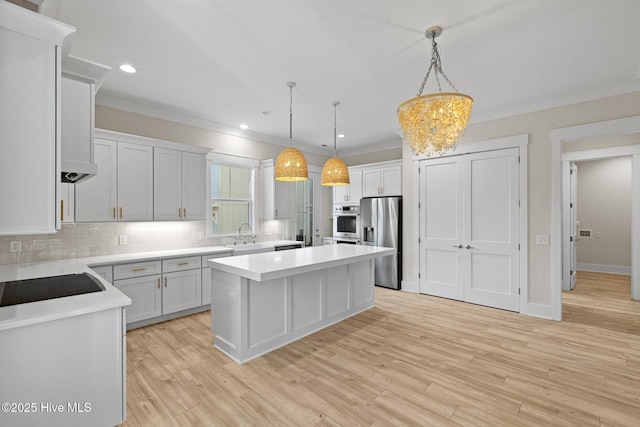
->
[570,202,573,208]
[518,156,520,163]
[518,288,521,295]
[570,270,574,275]
[570,169,574,174]
[418,168,421,174]
[418,237,421,244]
[518,244,520,250]
[418,202,421,209]
[418,272,421,279]
[570,236,573,242]
[518,200,521,207]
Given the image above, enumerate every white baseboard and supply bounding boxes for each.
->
[524,302,553,320]
[577,263,631,275]
[400,280,417,293]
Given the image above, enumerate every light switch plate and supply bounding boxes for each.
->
[119,235,127,245]
[10,241,21,252]
[536,235,549,245]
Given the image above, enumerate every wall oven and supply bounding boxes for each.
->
[333,205,360,239]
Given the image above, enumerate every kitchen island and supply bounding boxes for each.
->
[207,244,396,363]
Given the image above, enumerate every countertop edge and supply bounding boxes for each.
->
[207,246,396,282]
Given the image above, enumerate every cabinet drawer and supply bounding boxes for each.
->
[113,260,162,280]
[163,256,201,273]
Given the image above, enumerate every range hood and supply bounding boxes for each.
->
[61,160,98,183]
[61,55,110,184]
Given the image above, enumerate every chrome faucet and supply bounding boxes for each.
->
[236,223,253,245]
[238,222,251,235]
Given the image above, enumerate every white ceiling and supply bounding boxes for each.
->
[41,0,640,155]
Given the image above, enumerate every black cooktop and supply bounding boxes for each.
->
[0,273,104,307]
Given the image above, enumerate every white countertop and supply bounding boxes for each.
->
[0,245,243,331]
[207,244,396,282]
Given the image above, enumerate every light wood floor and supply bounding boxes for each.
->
[122,271,640,426]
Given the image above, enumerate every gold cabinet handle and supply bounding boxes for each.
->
[183,208,186,218]
[178,208,182,218]
[157,278,160,289]
[60,200,64,222]
[120,207,123,219]
[164,277,168,288]
[132,267,146,272]
[177,262,189,266]
[113,207,116,219]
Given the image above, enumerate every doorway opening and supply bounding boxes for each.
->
[551,116,640,321]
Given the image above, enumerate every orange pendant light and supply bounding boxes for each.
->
[321,101,349,186]
[275,82,308,181]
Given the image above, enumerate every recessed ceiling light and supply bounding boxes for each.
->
[239,124,249,130]
[337,133,345,138]
[119,64,137,74]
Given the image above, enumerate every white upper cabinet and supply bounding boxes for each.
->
[154,149,206,221]
[362,162,402,197]
[0,2,74,235]
[75,138,118,222]
[261,159,293,219]
[75,138,153,222]
[117,141,154,221]
[333,169,362,204]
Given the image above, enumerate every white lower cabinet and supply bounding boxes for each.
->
[161,257,202,314]
[115,274,162,323]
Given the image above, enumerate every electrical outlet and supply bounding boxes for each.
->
[536,235,549,245]
[198,231,204,240]
[10,241,21,252]
[119,235,127,246]
[595,231,602,238]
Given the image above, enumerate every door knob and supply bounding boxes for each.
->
[465,244,473,249]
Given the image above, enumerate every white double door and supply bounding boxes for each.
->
[419,148,520,312]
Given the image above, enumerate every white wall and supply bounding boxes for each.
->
[576,157,632,271]
[403,90,640,307]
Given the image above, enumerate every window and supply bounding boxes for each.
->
[210,164,254,234]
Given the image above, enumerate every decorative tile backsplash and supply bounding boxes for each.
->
[0,221,284,265]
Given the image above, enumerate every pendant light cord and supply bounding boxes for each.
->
[333,102,338,156]
[288,82,295,145]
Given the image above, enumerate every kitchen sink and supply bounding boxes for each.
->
[224,242,275,255]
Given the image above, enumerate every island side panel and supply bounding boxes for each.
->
[211,268,243,360]
[325,264,349,318]
[351,259,375,310]
[291,269,323,331]
[247,277,287,348]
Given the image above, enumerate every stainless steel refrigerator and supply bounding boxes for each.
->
[360,196,402,289]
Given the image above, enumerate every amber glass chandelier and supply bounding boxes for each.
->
[321,102,350,186]
[397,26,473,157]
[275,82,308,181]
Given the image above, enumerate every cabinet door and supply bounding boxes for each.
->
[162,269,202,315]
[75,138,118,222]
[115,274,162,323]
[118,142,153,221]
[348,169,363,202]
[181,152,206,220]
[0,24,59,234]
[333,185,349,204]
[362,169,381,197]
[59,183,75,223]
[153,148,182,220]
[380,165,402,196]
[262,162,292,219]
